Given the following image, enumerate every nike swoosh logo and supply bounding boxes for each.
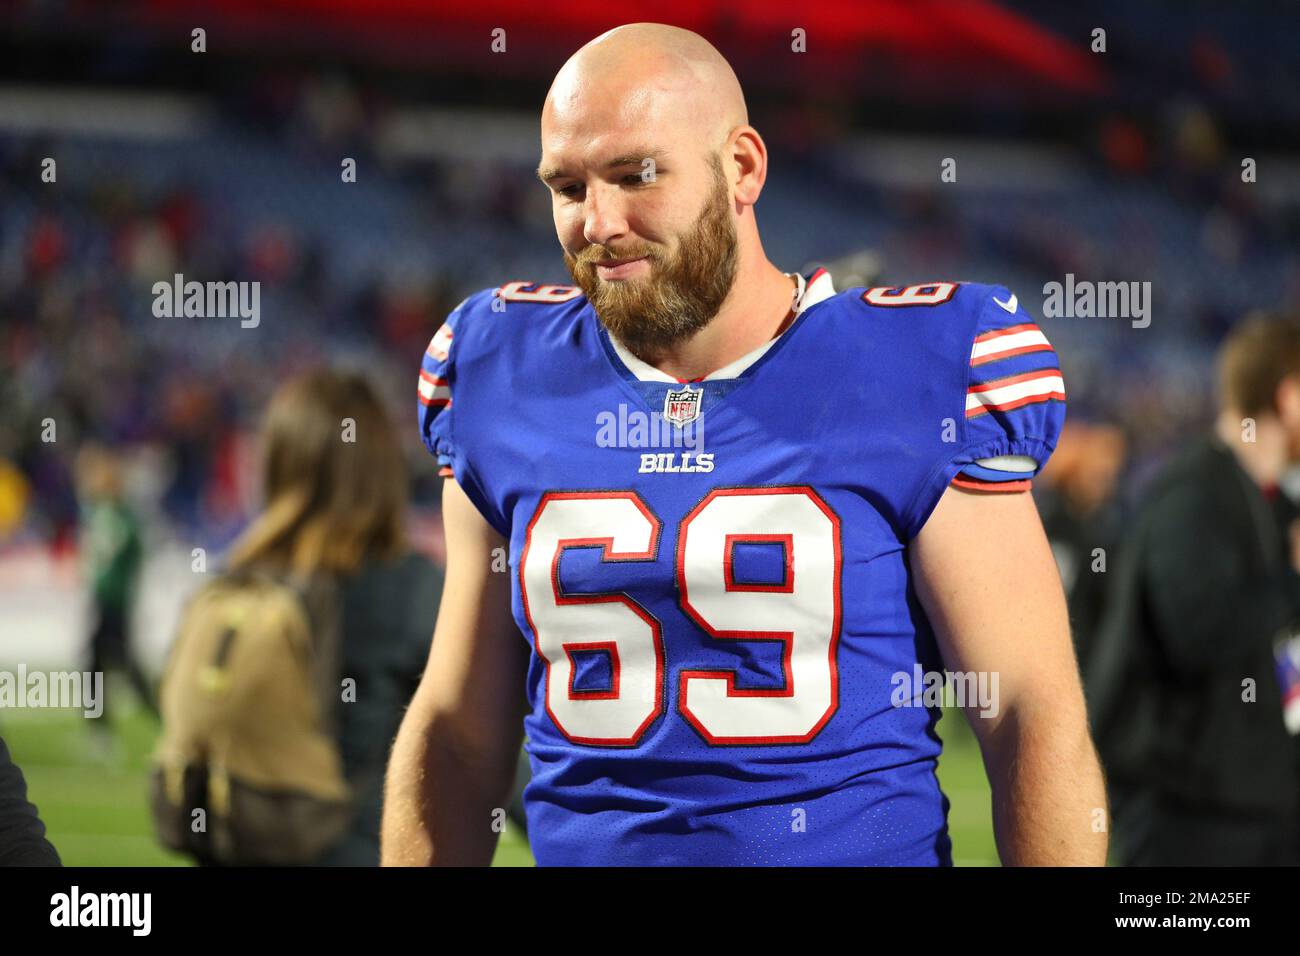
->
[993,293,1017,314]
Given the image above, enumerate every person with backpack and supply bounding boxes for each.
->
[151,368,443,866]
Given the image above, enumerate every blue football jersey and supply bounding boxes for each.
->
[417,270,1065,865]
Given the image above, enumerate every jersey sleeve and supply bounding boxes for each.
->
[417,297,464,477]
[954,285,1065,492]
[416,289,513,538]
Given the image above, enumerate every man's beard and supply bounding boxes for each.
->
[564,156,738,361]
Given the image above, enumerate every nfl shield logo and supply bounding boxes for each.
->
[663,385,702,427]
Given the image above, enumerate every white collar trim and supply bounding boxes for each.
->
[607,269,834,383]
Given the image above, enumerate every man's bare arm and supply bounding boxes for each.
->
[910,485,1107,866]
[381,477,528,866]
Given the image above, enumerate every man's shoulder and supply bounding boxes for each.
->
[847,279,998,315]
[805,280,1048,399]
[417,279,596,468]
[441,280,592,353]
[814,280,1014,354]
[419,280,594,413]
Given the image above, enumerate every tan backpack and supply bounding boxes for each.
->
[150,569,353,865]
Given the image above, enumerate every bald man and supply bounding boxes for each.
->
[384,23,1106,866]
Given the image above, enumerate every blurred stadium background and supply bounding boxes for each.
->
[1,1,1297,865]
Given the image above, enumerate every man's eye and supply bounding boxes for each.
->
[557,175,649,199]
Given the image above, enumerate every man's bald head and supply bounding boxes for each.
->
[542,23,747,164]
[540,25,770,364]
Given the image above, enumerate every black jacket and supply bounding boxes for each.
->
[1037,490,1124,667]
[313,550,444,865]
[0,735,60,866]
[1087,436,1300,845]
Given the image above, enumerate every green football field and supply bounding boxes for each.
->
[1,699,997,867]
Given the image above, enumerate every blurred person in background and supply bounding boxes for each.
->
[76,442,152,751]
[0,458,30,542]
[216,368,443,865]
[0,736,60,866]
[1087,315,1300,865]
[1035,420,1128,665]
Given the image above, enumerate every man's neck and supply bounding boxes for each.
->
[633,263,798,381]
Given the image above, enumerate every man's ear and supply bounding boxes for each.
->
[729,127,766,207]
[1278,375,1300,429]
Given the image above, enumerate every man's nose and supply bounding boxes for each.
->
[582,182,630,249]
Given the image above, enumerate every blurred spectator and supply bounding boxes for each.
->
[160,368,442,866]
[1035,420,1128,664]
[0,458,30,542]
[0,736,60,866]
[76,442,152,746]
[1087,315,1300,865]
